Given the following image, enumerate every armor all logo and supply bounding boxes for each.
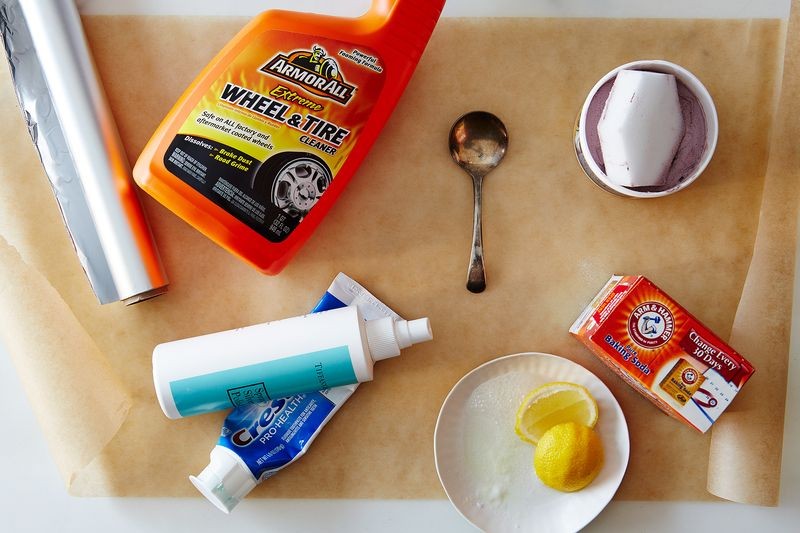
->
[260,45,356,104]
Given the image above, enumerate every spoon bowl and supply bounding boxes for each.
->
[448,111,508,293]
[449,112,508,174]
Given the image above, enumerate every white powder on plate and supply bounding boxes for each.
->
[462,371,539,519]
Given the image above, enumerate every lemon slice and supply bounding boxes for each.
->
[514,382,598,445]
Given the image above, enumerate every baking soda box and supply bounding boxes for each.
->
[570,275,755,433]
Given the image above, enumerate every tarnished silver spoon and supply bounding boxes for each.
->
[448,111,508,293]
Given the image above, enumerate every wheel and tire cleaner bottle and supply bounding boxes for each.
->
[133,0,446,273]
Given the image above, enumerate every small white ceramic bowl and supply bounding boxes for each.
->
[574,60,719,198]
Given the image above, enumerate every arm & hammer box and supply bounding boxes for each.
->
[570,275,755,433]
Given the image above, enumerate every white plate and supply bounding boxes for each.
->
[434,353,630,533]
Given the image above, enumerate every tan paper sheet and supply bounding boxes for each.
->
[0,14,795,504]
[707,2,800,506]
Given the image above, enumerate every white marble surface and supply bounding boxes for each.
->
[1,1,797,531]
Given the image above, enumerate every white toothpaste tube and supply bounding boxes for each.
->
[190,273,402,513]
[153,289,431,419]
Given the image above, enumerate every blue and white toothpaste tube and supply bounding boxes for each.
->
[190,273,400,513]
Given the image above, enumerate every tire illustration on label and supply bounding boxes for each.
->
[252,151,332,219]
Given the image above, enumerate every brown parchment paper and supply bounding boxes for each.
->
[707,1,800,507]
[0,14,795,504]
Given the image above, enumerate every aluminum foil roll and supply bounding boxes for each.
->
[0,0,168,304]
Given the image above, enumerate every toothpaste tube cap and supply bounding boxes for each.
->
[189,446,257,514]
[395,318,433,349]
[366,316,432,361]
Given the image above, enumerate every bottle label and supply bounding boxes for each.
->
[168,345,358,417]
[164,31,385,242]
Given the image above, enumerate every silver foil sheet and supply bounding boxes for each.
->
[0,0,168,304]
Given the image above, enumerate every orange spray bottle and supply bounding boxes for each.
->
[133,0,446,274]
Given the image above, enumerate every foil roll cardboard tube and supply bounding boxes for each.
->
[0,0,167,304]
[574,60,719,198]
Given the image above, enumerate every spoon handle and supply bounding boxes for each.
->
[467,176,486,293]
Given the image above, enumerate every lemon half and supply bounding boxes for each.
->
[534,422,604,492]
[514,382,598,445]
